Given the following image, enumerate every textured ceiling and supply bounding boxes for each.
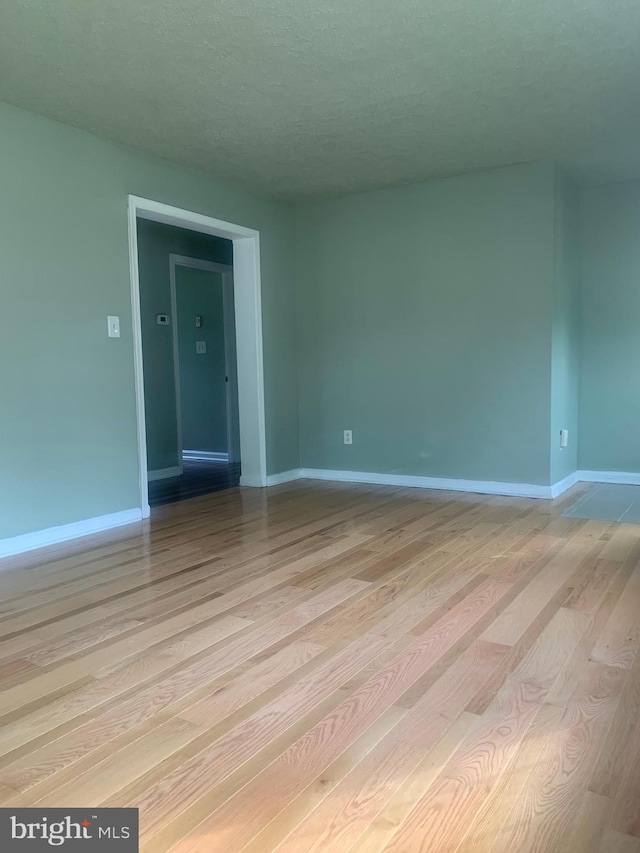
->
[1,0,640,199]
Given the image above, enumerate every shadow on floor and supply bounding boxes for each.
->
[562,483,640,523]
[148,459,241,507]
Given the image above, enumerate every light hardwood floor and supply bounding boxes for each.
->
[1,480,640,852]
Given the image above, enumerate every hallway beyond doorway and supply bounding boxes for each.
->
[148,458,241,506]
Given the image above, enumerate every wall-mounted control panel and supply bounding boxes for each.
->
[156,314,170,326]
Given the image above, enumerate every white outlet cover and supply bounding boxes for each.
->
[196,340,207,354]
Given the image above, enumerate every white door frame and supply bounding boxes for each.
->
[169,254,239,468]
[128,196,267,518]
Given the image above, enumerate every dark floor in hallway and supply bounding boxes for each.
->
[148,459,241,506]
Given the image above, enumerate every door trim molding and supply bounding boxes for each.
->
[128,196,267,517]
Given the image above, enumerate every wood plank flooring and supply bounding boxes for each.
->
[1,479,639,851]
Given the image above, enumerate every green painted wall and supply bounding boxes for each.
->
[295,162,556,486]
[137,219,231,471]
[7,89,630,546]
[550,168,580,484]
[0,101,299,539]
[175,267,228,454]
[579,181,640,473]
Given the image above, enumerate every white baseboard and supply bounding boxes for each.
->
[239,474,265,487]
[550,471,580,499]
[266,469,303,486]
[258,467,588,499]
[182,450,229,462]
[577,470,640,486]
[0,508,143,561]
[259,467,640,498]
[148,466,182,481]
[298,468,555,499]
[239,469,301,488]
[6,468,631,562]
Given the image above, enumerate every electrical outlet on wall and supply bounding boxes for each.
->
[343,429,353,445]
[560,429,569,448]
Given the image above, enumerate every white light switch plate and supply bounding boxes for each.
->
[107,316,120,338]
[196,340,207,354]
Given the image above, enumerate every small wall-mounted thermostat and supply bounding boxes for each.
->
[156,314,170,326]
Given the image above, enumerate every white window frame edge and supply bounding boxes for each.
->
[128,195,267,518]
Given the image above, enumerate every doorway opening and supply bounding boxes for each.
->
[128,197,267,516]
[149,251,241,505]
